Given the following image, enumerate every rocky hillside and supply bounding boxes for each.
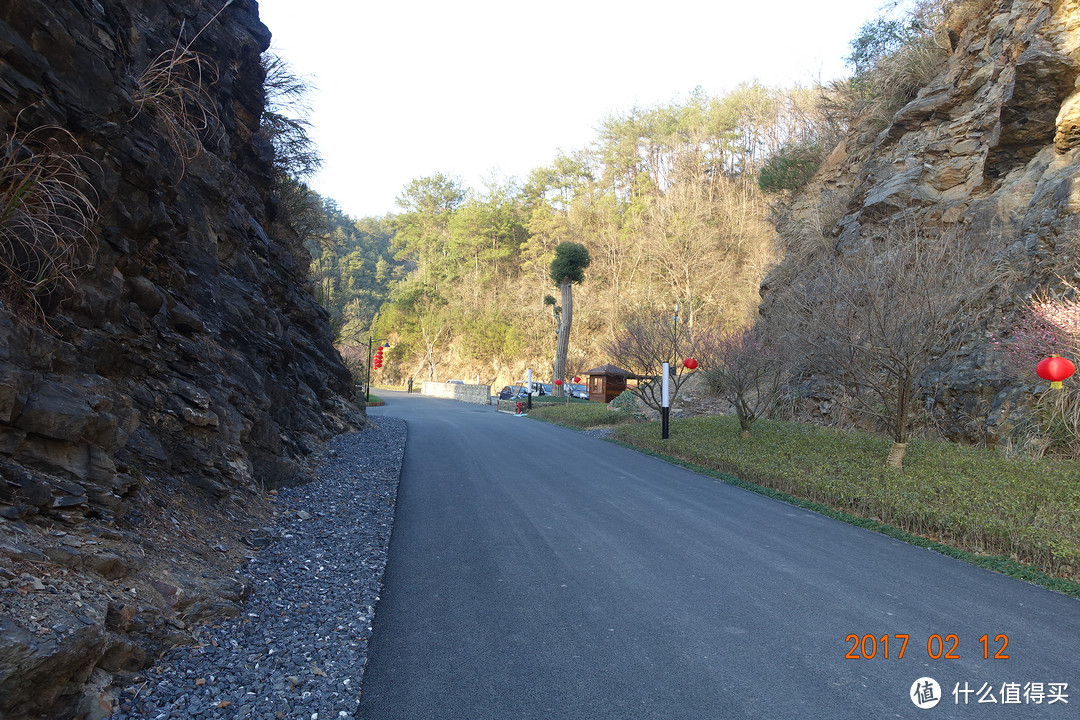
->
[771,0,1080,440]
[0,1,361,717]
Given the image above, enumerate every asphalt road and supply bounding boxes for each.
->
[362,391,1078,719]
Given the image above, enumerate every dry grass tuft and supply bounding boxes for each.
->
[0,116,98,323]
[946,0,998,40]
[131,2,234,174]
[133,46,218,169]
[823,37,949,141]
[876,42,949,99]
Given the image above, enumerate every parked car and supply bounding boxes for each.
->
[541,383,553,396]
[446,379,464,385]
[498,385,528,400]
[520,381,546,396]
[567,383,589,399]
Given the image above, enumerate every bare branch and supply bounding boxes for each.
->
[767,221,1004,465]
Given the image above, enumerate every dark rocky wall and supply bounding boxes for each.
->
[0,0,360,514]
[0,1,361,716]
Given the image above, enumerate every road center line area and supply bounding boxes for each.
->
[364,391,1078,719]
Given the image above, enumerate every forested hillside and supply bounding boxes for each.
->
[306,202,397,341]
[314,83,827,387]
[310,0,1080,456]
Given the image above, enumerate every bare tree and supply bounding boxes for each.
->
[699,325,787,437]
[608,304,704,412]
[770,223,1000,468]
[635,174,772,329]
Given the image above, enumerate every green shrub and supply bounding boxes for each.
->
[609,389,646,421]
[758,143,824,192]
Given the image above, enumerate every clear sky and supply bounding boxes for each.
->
[256,0,888,219]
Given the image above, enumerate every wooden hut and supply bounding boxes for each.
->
[583,364,637,403]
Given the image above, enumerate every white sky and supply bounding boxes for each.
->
[256,0,888,219]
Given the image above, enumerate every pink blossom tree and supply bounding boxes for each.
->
[994,282,1080,457]
[996,282,1080,379]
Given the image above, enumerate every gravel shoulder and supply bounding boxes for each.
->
[113,417,406,720]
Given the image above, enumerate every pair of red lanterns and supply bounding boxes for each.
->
[553,376,583,387]
[1036,355,1076,389]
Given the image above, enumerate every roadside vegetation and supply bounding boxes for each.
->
[528,406,1080,593]
[524,400,632,426]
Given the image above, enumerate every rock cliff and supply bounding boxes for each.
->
[772,0,1080,440]
[0,1,361,717]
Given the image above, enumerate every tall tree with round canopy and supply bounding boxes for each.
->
[550,242,590,397]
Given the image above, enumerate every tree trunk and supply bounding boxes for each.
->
[888,377,911,469]
[886,441,908,469]
[553,280,572,396]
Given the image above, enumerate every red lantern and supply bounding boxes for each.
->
[573,376,581,383]
[683,358,699,370]
[554,379,563,386]
[1037,355,1075,389]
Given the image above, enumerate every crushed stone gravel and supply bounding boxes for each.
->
[112,417,406,720]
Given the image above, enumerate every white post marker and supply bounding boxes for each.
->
[661,362,670,439]
[526,368,533,409]
[661,362,670,407]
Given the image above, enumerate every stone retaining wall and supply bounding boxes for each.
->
[421,382,492,405]
[496,399,528,414]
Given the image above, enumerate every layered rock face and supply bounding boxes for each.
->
[777,0,1080,439]
[0,1,361,716]
[1,0,360,524]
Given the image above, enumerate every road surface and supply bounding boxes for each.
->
[362,391,1077,718]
